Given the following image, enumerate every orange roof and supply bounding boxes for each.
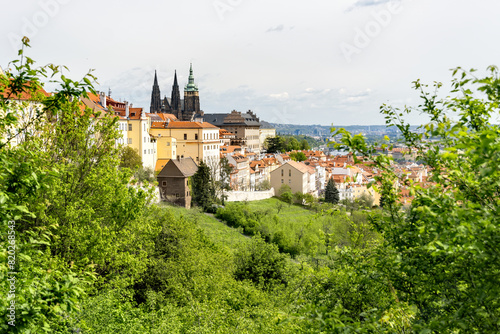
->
[285,160,314,174]
[167,121,218,129]
[0,81,50,100]
[249,160,265,169]
[156,113,178,121]
[155,159,170,172]
[220,145,241,153]
[151,121,165,128]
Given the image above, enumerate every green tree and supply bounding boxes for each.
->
[285,137,300,151]
[192,161,215,211]
[256,179,271,191]
[331,66,500,332]
[234,235,288,288]
[119,146,142,170]
[300,139,310,150]
[281,191,293,206]
[289,151,307,162]
[293,191,304,204]
[277,184,291,197]
[216,156,232,204]
[264,136,285,153]
[324,178,340,204]
[0,38,123,332]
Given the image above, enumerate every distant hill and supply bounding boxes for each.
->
[270,123,392,137]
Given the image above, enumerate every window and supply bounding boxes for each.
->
[281,179,284,183]
[144,150,146,154]
[175,193,180,198]
[144,137,146,143]
[195,134,198,140]
[196,156,199,161]
[289,179,291,184]
[128,124,132,131]
[162,181,167,187]
[144,123,146,131]
[281,170,284,176]
[289,170,291,177]
[128,138,132,144]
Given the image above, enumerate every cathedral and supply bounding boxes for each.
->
[150,64,200,121]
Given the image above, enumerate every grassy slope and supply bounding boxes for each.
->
[160,203,251,253]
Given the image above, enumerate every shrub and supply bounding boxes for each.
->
[234,235,288,288]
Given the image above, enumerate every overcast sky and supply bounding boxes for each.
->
[2,0,500,125]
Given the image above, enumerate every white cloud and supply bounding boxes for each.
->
[268,92,289,100]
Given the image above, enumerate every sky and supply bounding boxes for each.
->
[1,0,500,125]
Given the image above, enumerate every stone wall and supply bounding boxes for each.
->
[225,188,275,202]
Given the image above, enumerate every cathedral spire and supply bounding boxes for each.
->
[173,69,178,87]
[150,70,162,113]
[171,70,181,113]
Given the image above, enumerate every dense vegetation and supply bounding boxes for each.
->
[264,134,323,153]
[2,40,500,333]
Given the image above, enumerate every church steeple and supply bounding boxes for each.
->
[171,70,181,114]
[150,70,162,113]
[184,63,198,92]
[183,63,200,120]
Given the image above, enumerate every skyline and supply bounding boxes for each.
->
[2,0,500,125]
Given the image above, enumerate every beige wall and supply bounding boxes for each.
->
[271,164,307,194]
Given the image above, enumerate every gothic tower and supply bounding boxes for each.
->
[150,70,162,113]
[183,63,200,121]
[171,70,182,119]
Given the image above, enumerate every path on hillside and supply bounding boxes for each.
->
[203,212,251,239]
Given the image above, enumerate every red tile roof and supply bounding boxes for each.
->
[166,121,218,129]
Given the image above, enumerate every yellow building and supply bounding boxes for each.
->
[155,134,177,160]
[150,121,220,167]
[82,93,157,170]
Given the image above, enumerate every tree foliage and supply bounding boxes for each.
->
[330,66,500,332]
[191,161,216,211]
[289,151,307,162]
[324,178,340,204]
[119,146,142,170]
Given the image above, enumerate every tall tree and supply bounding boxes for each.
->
[119,146,142,170]
[192,161,215,211]
[300,139,310,150]
[265,136,285,153]
[324,178,339,204]
[216,156,233,204]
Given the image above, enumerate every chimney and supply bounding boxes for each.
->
[125,101,129,118]
[99,91,106,108]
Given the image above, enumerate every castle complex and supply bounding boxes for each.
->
[150,64,200,121]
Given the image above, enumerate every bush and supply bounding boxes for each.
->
[277,184,291,197]
[255,180,272,191]
[281,191,293,205]
[234,235,288,288]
